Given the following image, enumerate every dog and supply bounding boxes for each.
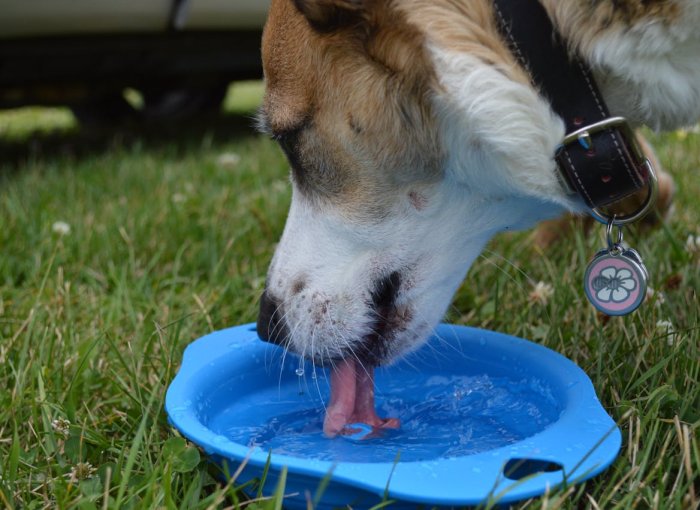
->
[255,0,700,436]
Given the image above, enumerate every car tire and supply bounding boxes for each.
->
[71,82,229,128]
[140,82,229,122]
[70,92,138,129]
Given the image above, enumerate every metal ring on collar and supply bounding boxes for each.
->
[606,218,624,252]
[590,159,658,226]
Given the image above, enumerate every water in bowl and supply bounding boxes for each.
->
[207,372,561,463]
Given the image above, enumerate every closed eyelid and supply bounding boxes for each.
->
[272,120,310,141]
[257,105,312,140]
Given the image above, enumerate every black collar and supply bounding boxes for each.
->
[493,0,656,222]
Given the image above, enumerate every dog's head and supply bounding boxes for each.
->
[256,0,700,367]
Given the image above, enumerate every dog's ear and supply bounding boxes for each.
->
[293,0,367,32]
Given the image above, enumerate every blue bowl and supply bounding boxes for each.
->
[165,323,620,508]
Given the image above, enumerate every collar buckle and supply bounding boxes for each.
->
[557,116,658,225]
[559,117,644,164]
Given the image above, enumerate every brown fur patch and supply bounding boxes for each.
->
[261,0,442,218]
[397,0,532,87]
[261,0,316,133]
[293,0,366,32]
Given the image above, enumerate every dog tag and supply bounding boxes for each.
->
[584,222,648,316]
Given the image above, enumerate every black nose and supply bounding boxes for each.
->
[354,271,402,365]
[371,271,401,313]
[256,290,289,345]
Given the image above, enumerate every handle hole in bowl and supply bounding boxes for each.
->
[503,458,563,480]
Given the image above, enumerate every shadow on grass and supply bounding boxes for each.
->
[0,111,260,175]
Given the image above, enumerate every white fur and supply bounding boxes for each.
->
[429,45,579,211]
[266,180,495,364]
[589,3,700,130]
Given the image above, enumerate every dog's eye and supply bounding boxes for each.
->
[271,123,306,143]
[271,125,309,172]
[273,127,305,178]
[255,108,308,140]
[272,131,291,142]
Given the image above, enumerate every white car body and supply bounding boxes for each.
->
[0,0,271,115]
[0,0,270,36]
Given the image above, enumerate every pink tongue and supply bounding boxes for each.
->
[323,358,400,437]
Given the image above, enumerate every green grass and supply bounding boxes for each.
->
[0,81,698,510]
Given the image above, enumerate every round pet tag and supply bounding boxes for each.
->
[584,248,647,316]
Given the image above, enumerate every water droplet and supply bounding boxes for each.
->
[295,368,305,376]
[311,371,317,379]
[453,390,463,400]
[479,338,487,346]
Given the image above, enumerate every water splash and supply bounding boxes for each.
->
[208,373,561,463]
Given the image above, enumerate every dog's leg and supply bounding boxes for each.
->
[531,131,675,249]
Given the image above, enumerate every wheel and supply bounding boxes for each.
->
[140,82,229,122]
[70,92,138,129]
[71,82,229,127]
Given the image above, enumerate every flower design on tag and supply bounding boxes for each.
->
[591,266,637,303]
